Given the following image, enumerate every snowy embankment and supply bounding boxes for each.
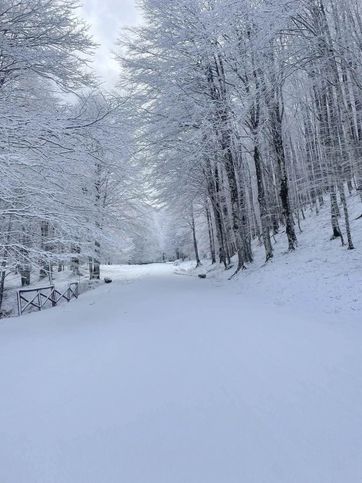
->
[1,201,362,483]
[179,194,362,321]
[1,267,102,318]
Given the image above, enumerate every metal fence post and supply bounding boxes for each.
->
[50,286,56,307]
[17,291,22,316]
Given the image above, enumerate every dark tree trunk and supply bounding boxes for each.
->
[0,266,6,312]
[254,144,273,262]
[271,108,297,251]
[209,164,229,269]
[265,45,297,251]
[71,245,80,275]
[330,189,344,244]
[0,216,13,312]
[89,242,101,280]
[338,182,354,249]
[191,211,201,268]
[39,221,49,279]
[206,204,216,264]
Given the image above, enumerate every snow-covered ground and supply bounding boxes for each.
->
[1,198,362,483]
[180,194,362,321]
[1,267,102,318]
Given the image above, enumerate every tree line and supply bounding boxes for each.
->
[119,0,362,272]
[0,0,148,312]
[2,0,362,313]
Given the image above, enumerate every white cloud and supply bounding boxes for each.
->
[80,0,142,89]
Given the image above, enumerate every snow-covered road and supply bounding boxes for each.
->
[1,263,362,483]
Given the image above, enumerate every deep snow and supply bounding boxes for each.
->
[179,194,362,321]
[1,260,362,483]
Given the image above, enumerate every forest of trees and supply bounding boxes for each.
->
[1,0,362,311]
[120,0,362,271]
[0,0,155,311]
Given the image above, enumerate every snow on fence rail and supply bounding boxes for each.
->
[17,282,79,316]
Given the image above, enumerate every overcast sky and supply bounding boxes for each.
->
[81,0,142,89]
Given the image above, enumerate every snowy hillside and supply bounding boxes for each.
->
[178,194,362,321]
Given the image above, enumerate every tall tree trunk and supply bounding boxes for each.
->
[330,188,344,244]
[338,182,354,249]
[0,216,13,312]
[206,203,216,264]
[191,210,201,268]
[93,241,101,279]
[71,245,80,275]
[254,144,273,261]
[270,104,297,250]
[39,220,49,280]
